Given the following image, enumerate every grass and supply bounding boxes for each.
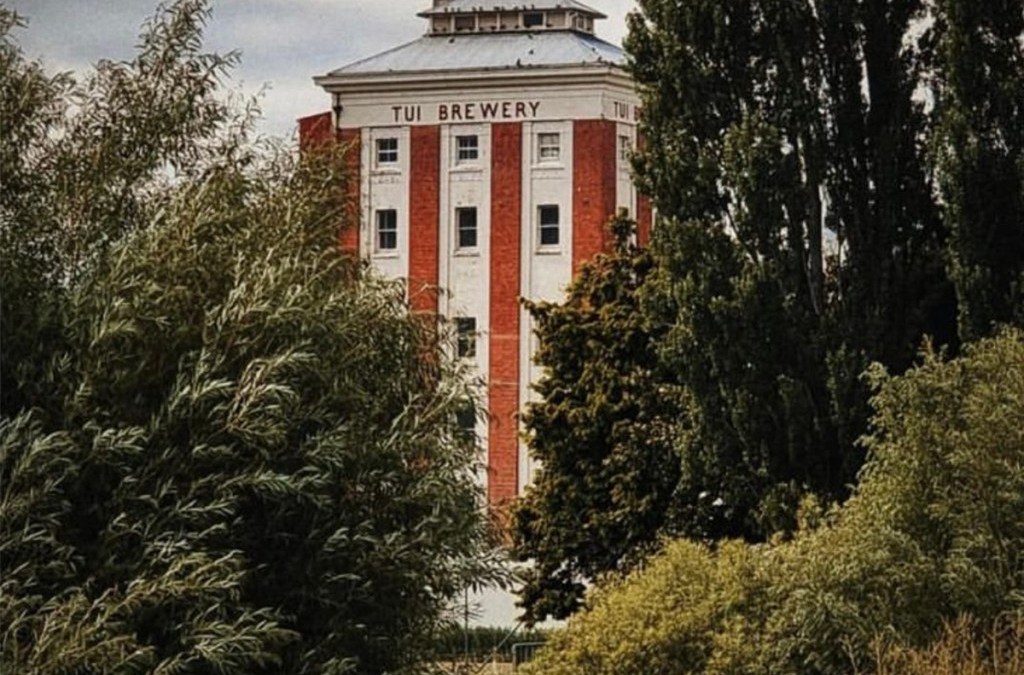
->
[870,615,1023,675]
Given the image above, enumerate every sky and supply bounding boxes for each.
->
[8,0,640,139]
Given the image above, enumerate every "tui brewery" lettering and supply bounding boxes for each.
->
[390,101,541,124]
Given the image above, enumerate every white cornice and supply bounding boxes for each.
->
[314,64,634,96]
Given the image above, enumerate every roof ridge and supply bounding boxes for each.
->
[325,30,624,78]
[418,1,607,19]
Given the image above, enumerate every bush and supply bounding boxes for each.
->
[528,539,775,675]
[522,331,1024,674]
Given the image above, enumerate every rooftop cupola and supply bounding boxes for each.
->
[418,1,607,36]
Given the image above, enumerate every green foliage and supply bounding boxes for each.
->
[929,0,1024,341]
[622,0,958,545]
[0,1,238,415]
[517,0,1024,624]
[1,3,501,673]
[511,216,684,622]
[524,539,772,675]
[519,0,990,620]
[521,331,1024,675]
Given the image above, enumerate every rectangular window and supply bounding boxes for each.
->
[456,317,477,359]
[455,401,476,440]
[456,207,478,249]
[619,134,632,161]
[524,12,544,28]
[456,135,479,163]
[375,209,397,252]
[538,205,560,247]
[538,132,560,162]
[376,137,398,166]
[454,15,475,31]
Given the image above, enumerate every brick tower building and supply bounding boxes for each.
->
[300,0,647,508]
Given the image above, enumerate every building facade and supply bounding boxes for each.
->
[301,0,648,507]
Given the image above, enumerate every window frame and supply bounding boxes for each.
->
[455,317,477,359]
[455,206,478,251]
[537,132,561,163]
[375,208,398,253]
[537,204,560,249]
[455,400,477,440]
[523,12,544,28]
[572,14,592,31]
[375,137,398,167]
[455,134,479,164]
[618,134,632,162]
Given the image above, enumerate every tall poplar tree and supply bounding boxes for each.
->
[625,0,955,539]
[513,0,977,621]
[930,0,1024,341]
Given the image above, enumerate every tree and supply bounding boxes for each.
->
[930,0,1024,341]
[1,0,236,415]
[511,216,682,622]
[622,0,956,537]
[1,4,501,673]
[513,0,998,622]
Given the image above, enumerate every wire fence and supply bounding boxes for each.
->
[434,626,548,674]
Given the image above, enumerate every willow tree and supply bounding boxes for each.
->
[1,4,500,673]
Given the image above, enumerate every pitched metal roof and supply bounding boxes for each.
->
[327,31,625,77]
[418,1,606,19]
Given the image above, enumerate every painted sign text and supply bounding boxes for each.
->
[390,100,542,124]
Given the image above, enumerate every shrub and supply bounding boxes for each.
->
[523,331,1024,674]
[522,539,774,675]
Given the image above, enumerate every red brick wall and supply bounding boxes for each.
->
[572,120,618,274]
[298,113,362,255]
[637,193,653,247]
[488,123,523,507]
[338,127,361,255]
[298,111,334,150]
[636,132,653,247]
[409,125,441,314]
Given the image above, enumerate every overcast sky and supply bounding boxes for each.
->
[8,0,640,139]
